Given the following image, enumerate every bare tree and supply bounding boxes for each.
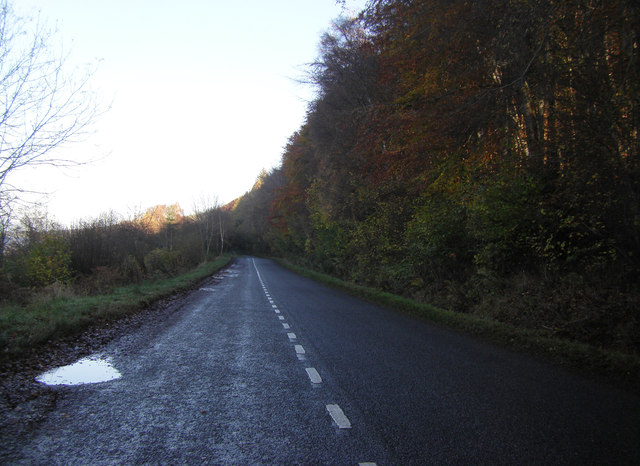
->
[193,195,222,261]
[0,197,12,264]
[217,206,228,256]
[0,1,102,242]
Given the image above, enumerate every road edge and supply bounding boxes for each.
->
[273,257,640,394]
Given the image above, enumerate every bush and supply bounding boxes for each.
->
[23,235,72,287]
[120,255,143,283]
[406,194,472,283]
[144,248,183,277]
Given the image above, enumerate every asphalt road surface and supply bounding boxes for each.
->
[8,257,640,464]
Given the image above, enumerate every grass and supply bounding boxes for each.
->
[275,258,640,392]
[0,255,232,359]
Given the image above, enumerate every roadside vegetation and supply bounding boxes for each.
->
[0,254,231,358]
[0,201,231,358]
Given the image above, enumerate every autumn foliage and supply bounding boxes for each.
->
[233,0,640,355]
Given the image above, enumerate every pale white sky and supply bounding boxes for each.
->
[11,0,366,225]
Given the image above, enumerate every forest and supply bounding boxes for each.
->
[232,0,640,356]
[1,0,638,359]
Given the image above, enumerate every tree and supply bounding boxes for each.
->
[193,195,227,260]
[0,1,101,251]
[136,204,184,235]
[23,233,71,287]
[230,168,285,254]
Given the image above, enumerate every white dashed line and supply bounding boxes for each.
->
[326,404,351,429]
[254,259,359,449]
[359,463,377,466]
[305,367,322,384]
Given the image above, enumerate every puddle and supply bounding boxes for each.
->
[36,354,122,386]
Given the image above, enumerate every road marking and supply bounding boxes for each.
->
[275,309,281,314]
[282,323,290,329]
[287,332,297,340]
[272,304,278,308]
[305,367,322,384]
[252,259,266,285]
[278,316,285,320]
[294,345,305,354]
[359,463,377,466]
[326,404,351,429]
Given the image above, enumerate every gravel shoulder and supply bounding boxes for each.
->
[0,270,228,461]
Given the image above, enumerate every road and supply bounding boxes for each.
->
[7,257,640,464]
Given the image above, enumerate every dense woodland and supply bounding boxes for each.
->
[232,0,640,355]
[1,0,638,357]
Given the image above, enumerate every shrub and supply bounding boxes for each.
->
[23,235,72,287]
[144,248,183,277]
[120,255,143,283]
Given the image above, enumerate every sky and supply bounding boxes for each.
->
[11,0,367,225]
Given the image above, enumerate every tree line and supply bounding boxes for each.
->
[231,0,640,355]
[0,202,229,298]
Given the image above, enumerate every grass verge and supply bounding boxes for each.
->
[0,255,233,359]
[275,258,640,392]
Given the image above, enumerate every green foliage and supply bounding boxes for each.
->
[468,177,544,273]
[407,194,472,282]
[23,235,72,287]
[307,219,350,276]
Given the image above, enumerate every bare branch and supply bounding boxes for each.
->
[0,1,104,206]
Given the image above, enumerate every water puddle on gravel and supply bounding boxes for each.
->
[36,354,121,386]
